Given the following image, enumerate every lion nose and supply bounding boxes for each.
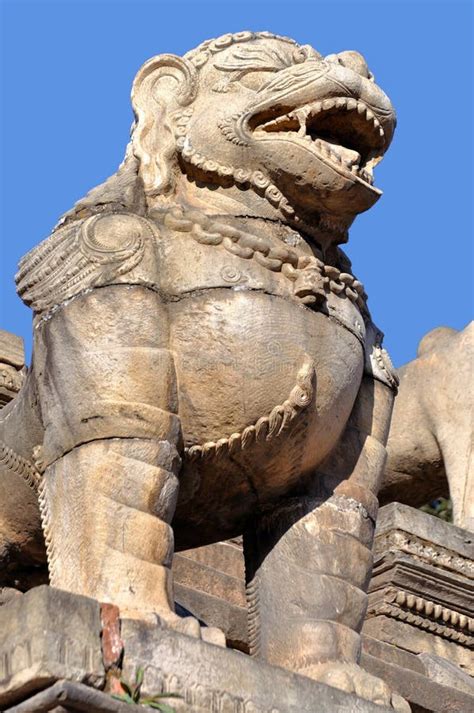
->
[325,50,371,79]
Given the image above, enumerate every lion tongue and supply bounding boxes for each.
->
[318,137,361,168]
[294,110,362,168]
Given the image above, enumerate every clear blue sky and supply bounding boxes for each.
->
[0,0,472,366]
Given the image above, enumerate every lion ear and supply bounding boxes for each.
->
[131,54,197,196]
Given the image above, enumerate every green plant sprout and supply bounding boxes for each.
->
[420,497,453,522]
[112,667,182,711]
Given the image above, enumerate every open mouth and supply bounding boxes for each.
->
[251,97,387,188]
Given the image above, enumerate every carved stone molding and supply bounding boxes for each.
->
[0,330,25,408]
[363,503,474,681]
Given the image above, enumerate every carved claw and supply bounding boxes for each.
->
[160,612,226,647]
[122,606,226,647]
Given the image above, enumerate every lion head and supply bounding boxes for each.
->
[63,32,396,243]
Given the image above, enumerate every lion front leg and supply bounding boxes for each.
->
[244,374,409,711]
[34,284,184,622]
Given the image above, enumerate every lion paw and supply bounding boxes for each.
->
[305,662,410,711]
[122,605,226,647]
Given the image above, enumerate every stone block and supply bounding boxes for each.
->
[0,586,105,708]
[363,616,472,675]
[0,585,392,712]
[361,639,474,713]
[121,617,392,713]
[3,679,143,713]
[373,503,474,561]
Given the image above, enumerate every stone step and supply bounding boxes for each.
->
[177,539,245,581]
[173,552,246,608]
[174,582,248,651]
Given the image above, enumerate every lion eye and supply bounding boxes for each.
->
[294,45,323,63]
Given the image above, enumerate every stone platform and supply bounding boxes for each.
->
[0,586,391,713]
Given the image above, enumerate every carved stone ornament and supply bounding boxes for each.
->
[0,32,411,711]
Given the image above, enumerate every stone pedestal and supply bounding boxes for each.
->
[361,503,474,712]
[0,585,391,713]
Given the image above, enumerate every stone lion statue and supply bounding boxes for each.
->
[381,322,473,530]
[0,32,407,709]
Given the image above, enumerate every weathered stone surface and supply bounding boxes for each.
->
[0,586,104,708]
[3,679,145,713]
[121,617,394,713]
[372,502,474,560]
[0,31,404,708]
[177,505,474,647]
[381,323,473,530]
[361,644,474,713]
[0,585,394,712]
[418,652,474,695]
[363,616,473,675]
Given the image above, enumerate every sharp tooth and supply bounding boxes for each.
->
[357,102,366,115]
[365,108,375,122]
[309,102,322,116]
[322,99,335,110]
[336,98,346,108]
[346,98,357,110]
[378,126,385,137]
[373,117,381,129]
[293,108,308,136]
